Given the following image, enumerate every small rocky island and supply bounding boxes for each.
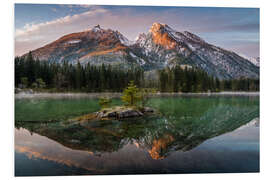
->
[75,106,155,121]
[96,106,155,119]
[74,81,157,121]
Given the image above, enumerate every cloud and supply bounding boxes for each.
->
[15,8,108,41]
[59,4,94,9]
[15,8,108,55]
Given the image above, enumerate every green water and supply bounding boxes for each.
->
[15,97,126,122]
[15,96,258,122]
[15,95,259,175]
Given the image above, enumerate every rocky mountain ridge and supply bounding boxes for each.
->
[132,23,259,79]
[23,23,259,79]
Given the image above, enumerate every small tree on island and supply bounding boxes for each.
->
[121,81,141,107]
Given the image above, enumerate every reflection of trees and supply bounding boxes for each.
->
[16,96,259,160]
[16,121,126,154]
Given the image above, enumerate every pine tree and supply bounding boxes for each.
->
[25,51,36,84]
[121,81,141,107]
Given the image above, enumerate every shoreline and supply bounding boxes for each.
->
[15,91,259,99]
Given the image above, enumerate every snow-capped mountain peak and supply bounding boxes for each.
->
[133,22,259,79]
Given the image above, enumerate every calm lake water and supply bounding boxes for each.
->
[15,95,259,176]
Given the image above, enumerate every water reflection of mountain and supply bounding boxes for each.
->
[15,97,259,160]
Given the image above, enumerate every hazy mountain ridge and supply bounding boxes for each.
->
[23,23,259,80]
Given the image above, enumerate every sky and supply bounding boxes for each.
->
[14,4,260,58]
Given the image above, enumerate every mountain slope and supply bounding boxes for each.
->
[26,25,140,68]
[132,23,259,79]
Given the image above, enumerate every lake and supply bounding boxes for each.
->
[14,94,260,176]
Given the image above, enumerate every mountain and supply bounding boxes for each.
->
[24,23,259,79]
[132,23,259,79]
[26,25,140,68]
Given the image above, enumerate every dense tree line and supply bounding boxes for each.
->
[158,66,259,92]
[15,52,144,92]
[220,78,259,92]
[15,52,259,92]
[159,66,220,92]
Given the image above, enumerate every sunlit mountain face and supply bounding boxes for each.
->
[24,25,133,68]
[133,23,259,79]
[23,22,259,80]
